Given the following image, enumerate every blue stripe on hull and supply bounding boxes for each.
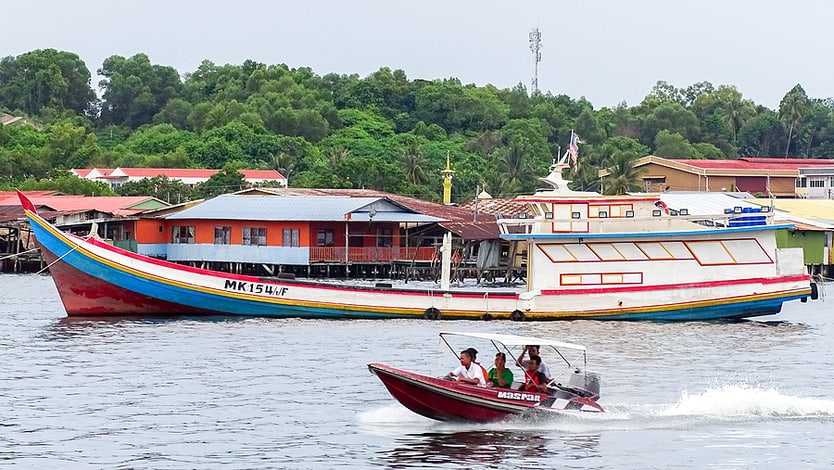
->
[589,297,795,321]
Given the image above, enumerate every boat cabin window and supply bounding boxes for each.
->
[243,227,267,246]
[172,226,195,244]
[214,226,231,245]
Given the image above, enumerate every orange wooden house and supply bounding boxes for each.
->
[133,194,443,271]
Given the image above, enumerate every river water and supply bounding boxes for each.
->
[1,274,832,469]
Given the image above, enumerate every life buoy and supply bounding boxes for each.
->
[424,307,441,320]
[510,309,525,321]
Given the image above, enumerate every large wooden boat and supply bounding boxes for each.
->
[15,161,814,320]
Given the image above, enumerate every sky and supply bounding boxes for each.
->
[5,0,833,110]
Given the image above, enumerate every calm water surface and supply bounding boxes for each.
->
[1,274,833,469]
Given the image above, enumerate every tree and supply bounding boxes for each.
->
[124,124,196,155]
[16,171,115,195]
[400,139,428,185]
[0,49,96,117]
[778,85,809,158]
[654,130,697,158]
[603,153,644,195]
[44,121,102,170]
[641,102,700,143]
[737,111,786,157]
[116,175,196,203]
[197,163,248,198]
[98,53,184,128]
[797,100,833,158]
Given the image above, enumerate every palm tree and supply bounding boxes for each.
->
[324,147,351,166]
[269,151,298,186]
[399,140,428,185]
[721,95,747,143]
[497,141,536,192]
[602,153,644,195]
[779,85,809,158]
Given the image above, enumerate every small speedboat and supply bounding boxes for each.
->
[368,332,604,422]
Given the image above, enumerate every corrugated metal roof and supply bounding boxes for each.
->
[459,197,530,218]
[439,221,501,240]
[746,198,834,226]
[165,195,443,223]
[236,187,477,222]
[657,192,760,215]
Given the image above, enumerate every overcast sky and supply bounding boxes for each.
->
[6,0,832,110]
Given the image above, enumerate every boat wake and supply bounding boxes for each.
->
[655,383,834,418]
[360,384,834,435]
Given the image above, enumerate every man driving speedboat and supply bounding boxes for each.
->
[445,349,487,386]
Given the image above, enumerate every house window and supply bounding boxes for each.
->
[349,228,365,247]
[243,227,267,246]
[642,177,667,192]
[172,226,195,244]
[317,229,334,247]
[282,228,299,247]
[810,179,825,188]
[829,177,834,187]
[796,177,807,188]
[214,226,231,244]
[377,228,393,247]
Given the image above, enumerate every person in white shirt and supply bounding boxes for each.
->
[445,349,487,386]
[516,345,552,379]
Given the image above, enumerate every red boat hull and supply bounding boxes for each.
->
[41,245,220,317]
[368,363,601,422]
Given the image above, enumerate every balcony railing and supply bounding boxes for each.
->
[309,246,436,263]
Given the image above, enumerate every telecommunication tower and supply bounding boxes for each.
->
[529,28,542,94]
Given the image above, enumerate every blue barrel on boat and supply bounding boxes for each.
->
[730,214,767,227]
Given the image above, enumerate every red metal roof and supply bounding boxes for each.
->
[672,158,834,171]
[0,194,159,217]
[135,168,281,179]
[81,168,286,180]
[740,157,834,165]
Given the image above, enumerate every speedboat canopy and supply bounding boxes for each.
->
[440,331,586,352]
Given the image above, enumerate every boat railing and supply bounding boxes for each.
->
[496,210,774,235]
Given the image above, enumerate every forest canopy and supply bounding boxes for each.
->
[1,48,833,199]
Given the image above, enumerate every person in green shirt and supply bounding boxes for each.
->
[487,352,514,388]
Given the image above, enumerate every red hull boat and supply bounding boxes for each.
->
[369,332,604,422]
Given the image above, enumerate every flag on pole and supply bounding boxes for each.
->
[568,130,581,166]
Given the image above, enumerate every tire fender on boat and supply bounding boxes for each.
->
[481,313,493,321]
[510,309,526,321]
[810,282,819,300]
[424,307,442,320]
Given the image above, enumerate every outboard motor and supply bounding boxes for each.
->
[568,368,601,397]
